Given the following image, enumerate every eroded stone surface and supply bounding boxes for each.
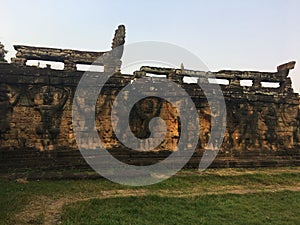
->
[0,25,299,156]
[0,62,299,153]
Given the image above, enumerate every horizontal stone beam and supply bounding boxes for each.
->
[0,63,298,106]
[0,63,132,86]
[13,45,107,65]
[140,66,174,75]
[10,25,126,71]
[140,64,293,82]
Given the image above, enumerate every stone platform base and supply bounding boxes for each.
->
[1,148,300,180]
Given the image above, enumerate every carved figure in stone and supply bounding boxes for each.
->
[226,101,243,149]
[241,104,260,149]
[228,102,259,150]
[0,84,20,139]
[211,102,227,149]
[35,86,69,150]
[199,106,212,149]
[278,104,297,148]
[74,96,95,131]
[260,105,278,150]
[108,96,165,150]
[199,103,224,150]
[73,94,102,149]
[131,98,163,139]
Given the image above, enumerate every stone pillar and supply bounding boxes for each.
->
[253,79,261,88]
[229,79,240,86]
[64,60,77,71]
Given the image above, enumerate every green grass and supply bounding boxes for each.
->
[0,167,299,224]
[0,179,124,224]
[61,191,300,225]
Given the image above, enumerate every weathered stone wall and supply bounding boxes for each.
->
[0,26,299,176]
[0,60,299,154]
[0,24,299,175]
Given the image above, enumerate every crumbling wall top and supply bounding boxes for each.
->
[10,25,126,71]
[138,61,296,94]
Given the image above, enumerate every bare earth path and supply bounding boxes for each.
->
[11,168,300,225]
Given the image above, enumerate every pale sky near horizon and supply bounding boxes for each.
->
[1,0,300,92]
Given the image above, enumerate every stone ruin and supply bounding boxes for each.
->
[0,25,299,172]
[0,42,7,62]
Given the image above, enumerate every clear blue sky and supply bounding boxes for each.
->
[1,0,300,92]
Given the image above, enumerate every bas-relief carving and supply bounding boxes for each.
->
[34,86,69,150]
[0,25,299,153]
[0,85,20,140]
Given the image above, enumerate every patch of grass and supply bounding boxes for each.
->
[0,182,30,225]
[0,167,299,224]
[61,191,300,225]
[0,179,123,224]
[147,171,300,192]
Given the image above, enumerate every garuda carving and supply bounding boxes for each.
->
[34,86,69,150]
[0,84,20,139]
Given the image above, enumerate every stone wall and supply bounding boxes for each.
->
[0,25,300,173]
[0,60,299,154]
